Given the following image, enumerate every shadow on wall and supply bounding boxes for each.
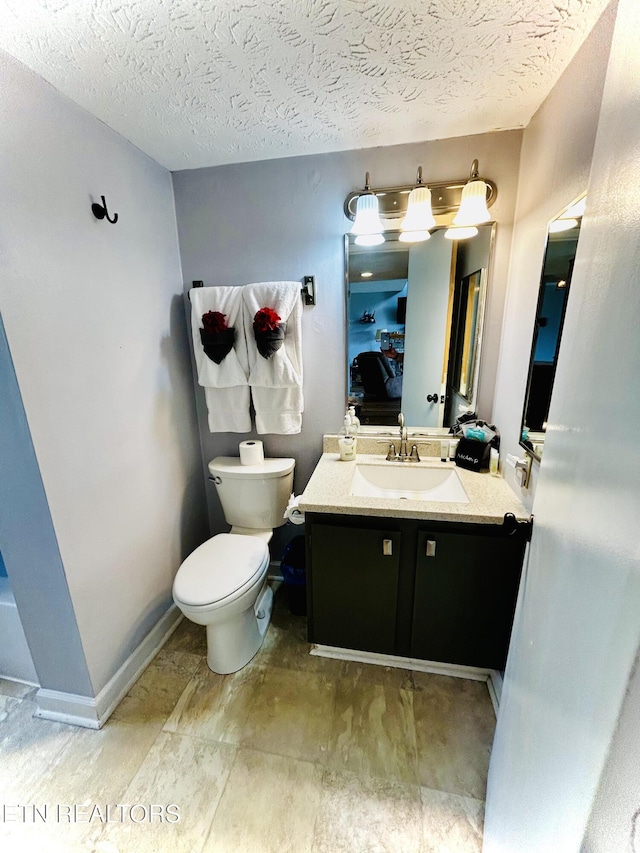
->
[159,294,210,560]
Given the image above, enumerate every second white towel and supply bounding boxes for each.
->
[243,281,304,435]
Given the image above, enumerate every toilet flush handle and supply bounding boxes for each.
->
[209,476,222,485]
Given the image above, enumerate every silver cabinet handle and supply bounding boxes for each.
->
[426,540,436,557]
[383,539,393,556]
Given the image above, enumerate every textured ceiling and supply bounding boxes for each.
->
[0,0,610,171]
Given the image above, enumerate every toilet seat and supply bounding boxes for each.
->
[173,534,269,607]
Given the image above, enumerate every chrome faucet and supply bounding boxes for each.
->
[385,413,420,462]
[398,413,408,459]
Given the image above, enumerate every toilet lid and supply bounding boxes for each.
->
[173,534,269,607]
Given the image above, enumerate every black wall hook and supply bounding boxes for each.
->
[91,195,118,224]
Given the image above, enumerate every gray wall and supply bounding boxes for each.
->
[172,131,522,540]
[0,49,208,694]
[0,315,92,696]
[491,4,616,509]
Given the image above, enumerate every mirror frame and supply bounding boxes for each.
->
[520,198,584,461]
[450,267,487,406]
[344,225,495,433]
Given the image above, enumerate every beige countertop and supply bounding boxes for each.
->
[299,451,529,524]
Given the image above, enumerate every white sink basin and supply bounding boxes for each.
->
[351,464,470,503]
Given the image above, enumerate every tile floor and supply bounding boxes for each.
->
[0,589,494,852]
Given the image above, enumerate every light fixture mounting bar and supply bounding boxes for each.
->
[344,175,497,222]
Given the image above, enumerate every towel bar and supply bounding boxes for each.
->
[188,278,315,305]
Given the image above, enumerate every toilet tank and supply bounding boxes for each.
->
[208,456,295,530]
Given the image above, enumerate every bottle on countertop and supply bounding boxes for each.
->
[339,414,357,460]
[340,408,358,436]
[490,447,500,476]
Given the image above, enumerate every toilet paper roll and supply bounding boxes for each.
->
[239,440,264,466]
[284,493,305,526]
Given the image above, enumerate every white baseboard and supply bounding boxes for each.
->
[34,689,102,729]
[311,644,502,715]
[487,670,503,716]
[35,604,182,729]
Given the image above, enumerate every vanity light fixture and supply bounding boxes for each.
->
[452,160,491,227]
[444,226,479,241]
[399,229,431,243]
[351,173,384,246]
[344,160,496,246]
[399,167,436,243]
[443,160,491,240]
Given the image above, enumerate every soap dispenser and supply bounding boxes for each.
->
[338,414,357,461]
[348,406,361,433]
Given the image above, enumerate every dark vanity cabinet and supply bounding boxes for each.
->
[410,529,525,668]
[306,513,530,671]
[308,523,401,654]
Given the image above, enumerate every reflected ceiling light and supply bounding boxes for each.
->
[351,173,384,246]
[399,167,435,243]
[444,226,479,241]
[453,160,491,227]
[549,218,578,233]
[550,195,586,234]
[564,197,586,219]
[360,271,373,277]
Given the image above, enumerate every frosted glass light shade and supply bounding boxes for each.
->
[401,186,436,232]
[444,226,478,241]
[351,192,384,237]
[355,233,385,246]
[399,230,431,243]
[453,179,490,226]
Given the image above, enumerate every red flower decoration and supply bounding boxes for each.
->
[253,307,281,334]
[201,311,229,334]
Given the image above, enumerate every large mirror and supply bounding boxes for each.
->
[346,225,494,428]
[520,197,585,459]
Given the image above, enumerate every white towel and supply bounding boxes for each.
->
[190,286,251,433]
[242,281,304,435]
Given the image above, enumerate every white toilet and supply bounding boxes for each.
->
[172,455,295,674]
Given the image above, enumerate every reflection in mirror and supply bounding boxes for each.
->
[452,269,484,401]
[346,226,494,428]
[521,197,585,459]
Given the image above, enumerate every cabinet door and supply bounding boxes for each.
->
[310,523,401,655]
[411,530,523,669]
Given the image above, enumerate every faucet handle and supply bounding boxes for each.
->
[386,443,397,461]
[409,444,421,462]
